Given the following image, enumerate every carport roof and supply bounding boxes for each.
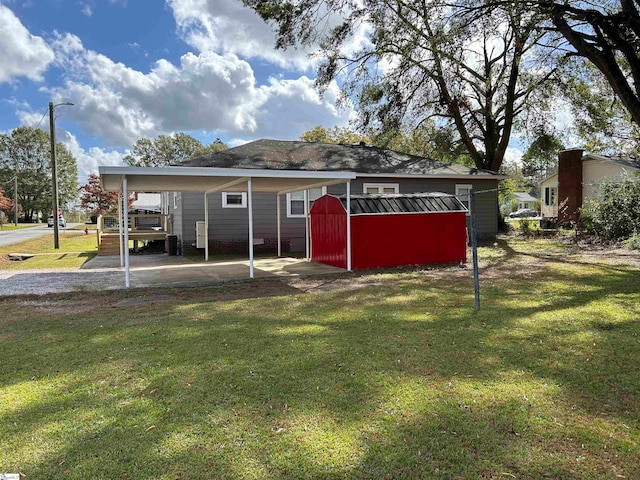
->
[99,166,356,194]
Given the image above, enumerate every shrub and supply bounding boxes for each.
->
[580,176,640,239]
[519,218,533,235]
[623,232,640,250]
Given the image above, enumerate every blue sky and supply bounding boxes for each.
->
[1,0,525,184]
[0,0,358,182]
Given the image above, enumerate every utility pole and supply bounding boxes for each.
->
[48,101,74,249]
[49,102,60,249]
[14,175,18,227]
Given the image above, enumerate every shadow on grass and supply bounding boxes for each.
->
[0,257,639,478]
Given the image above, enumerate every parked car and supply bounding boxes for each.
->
[509,208,539,219]
[47,215,66,228]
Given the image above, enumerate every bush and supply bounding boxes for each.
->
[519,218,533,235]
[580,176,640,239]
[623,232,640,250]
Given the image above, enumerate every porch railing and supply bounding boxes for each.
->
[97,213,171,236]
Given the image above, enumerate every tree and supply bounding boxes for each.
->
[300,122,471,164]
[300,125,369,144]
[581,175,640,239]
[521,132,565,180]
[0,126,77,222]
[123,133,228,167]
[537,0,640,126]
[246,0,559,172]
[560,60,640,156]
[79,173,119,215]
[0,188,14,223]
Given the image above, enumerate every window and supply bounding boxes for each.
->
[363,183,400,194]
[455,184,473,214]
[544,187,557,206]
[222,192,247,208]
[286,187,326,217]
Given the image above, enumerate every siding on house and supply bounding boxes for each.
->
[582,158,636,199]
[177,177,500,253]
[540,174,558,219]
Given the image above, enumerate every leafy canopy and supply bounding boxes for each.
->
[246,0,560,172]
[0,126,77,222]
[123,133,228,167]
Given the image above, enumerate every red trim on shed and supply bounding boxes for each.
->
[310,194,467,270]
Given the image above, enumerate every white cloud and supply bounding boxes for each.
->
[47,36,353,146]
[167,0,372,72]
[0,4,55,83]
[504,146,524,166]
[81,4,93,17]
[168,0,315,70]
[57,130,125,183]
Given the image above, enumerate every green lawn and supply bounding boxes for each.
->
[0,238,638,479]
[0,223,42,230]
[0,231,97,270]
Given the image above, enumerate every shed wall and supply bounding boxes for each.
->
[350,212,467,269]
[310,195,467,270]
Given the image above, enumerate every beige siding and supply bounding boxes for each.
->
[582,159,637,199]
[540,174,558,218]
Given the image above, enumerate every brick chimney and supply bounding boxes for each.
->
[557,148,584,225]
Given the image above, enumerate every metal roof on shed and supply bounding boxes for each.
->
[335,193,468,215]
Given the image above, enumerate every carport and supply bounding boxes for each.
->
[99,166,357,288]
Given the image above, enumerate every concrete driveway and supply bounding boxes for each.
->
[0,254,346,296]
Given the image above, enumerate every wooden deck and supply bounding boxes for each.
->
[97,214,170,256]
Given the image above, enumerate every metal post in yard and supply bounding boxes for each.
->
[470,189,480,310]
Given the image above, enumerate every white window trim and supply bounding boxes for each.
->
[222,192,247,208]
[362,183,400,194]
[455,184,473,216]
[544,186,557,206]
[173,192,178,209]
[286,187,327,218]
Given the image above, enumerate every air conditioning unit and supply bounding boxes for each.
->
[196,221,206,248]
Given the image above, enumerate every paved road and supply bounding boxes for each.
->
[0,224,80,247]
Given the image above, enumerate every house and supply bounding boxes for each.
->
[513,192,537,210]
[540,149,640,224]
[168,139,506,255]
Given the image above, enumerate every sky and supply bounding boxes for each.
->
[0,0,524,184]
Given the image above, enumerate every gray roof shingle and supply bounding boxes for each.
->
[181,139,502,178]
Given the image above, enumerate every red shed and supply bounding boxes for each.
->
[310,193,468,270]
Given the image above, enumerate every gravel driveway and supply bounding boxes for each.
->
[0,267,125,296]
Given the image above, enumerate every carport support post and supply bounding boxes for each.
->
[248,177,254,278]
[304,189,310,261]
[346,181,352,271]
[204,192,209,261]
[276,193,281,257]
[470,189,480,309]
[118,190,124,267]
[123,176,130,288]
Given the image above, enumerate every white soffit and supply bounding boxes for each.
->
[99,166,356,194]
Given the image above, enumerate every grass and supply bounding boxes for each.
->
[0,238,639,479]
[0,231,97,270]
[0,223,42,230]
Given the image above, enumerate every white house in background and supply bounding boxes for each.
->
[513,192,537,210]
[132,193,161,212]
[540,150,640,222]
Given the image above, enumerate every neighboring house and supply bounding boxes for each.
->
[540,149,640,223]
[132,193,161,213]
[167,139,506,255]
[513,192,537,210]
